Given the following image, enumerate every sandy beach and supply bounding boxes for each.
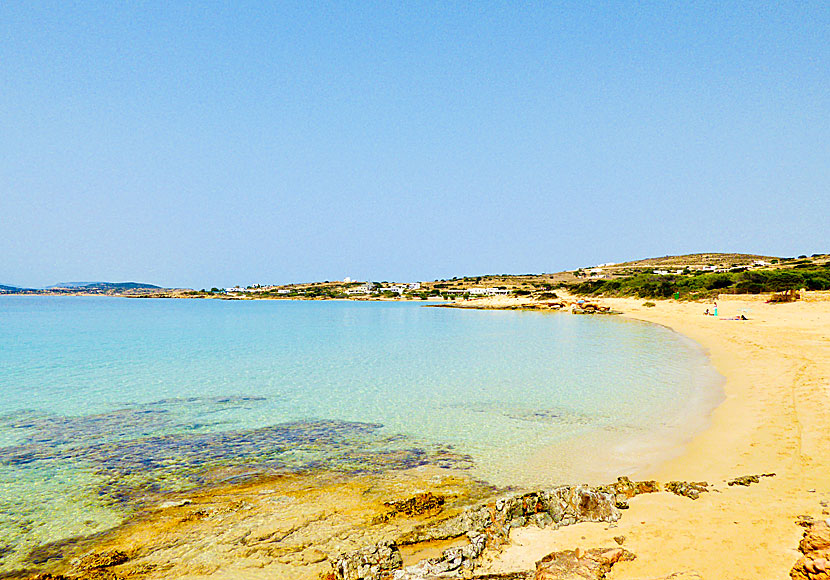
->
[477,292,830,579]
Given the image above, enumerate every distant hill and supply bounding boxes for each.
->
[51,282,162,291]
[0,284,24,292]
[604,253,779,269]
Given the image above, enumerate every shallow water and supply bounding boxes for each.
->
[0,296,721,571]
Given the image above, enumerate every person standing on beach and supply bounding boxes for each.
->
[713,302,718,317]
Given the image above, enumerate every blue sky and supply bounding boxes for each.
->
[1,2,827,288]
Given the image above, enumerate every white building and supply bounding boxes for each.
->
[408,282,421,290]
[468,287,509,296]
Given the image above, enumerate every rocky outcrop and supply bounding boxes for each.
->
[333,485,621,580]
[397,484,621,550]
[664,481,708,500]
[330,541,403,580]
[597,476,660,508]
[392,532,486,578]
[791,517,830,580]
[727,473,775,486]
[534,547,635,579]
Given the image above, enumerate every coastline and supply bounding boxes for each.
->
[5,293,828,579]
[479,292,830,579]
[514,318,725,489]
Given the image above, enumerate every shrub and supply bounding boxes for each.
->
[643,302,656,308]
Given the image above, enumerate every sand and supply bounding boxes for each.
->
[478,293,830,579]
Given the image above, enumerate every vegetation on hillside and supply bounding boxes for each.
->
[566,263,830,299]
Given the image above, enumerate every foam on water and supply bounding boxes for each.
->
[0,296,722,571]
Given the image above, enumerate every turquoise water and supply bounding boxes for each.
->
[0,296,721,570]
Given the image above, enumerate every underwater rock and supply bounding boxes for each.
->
[75,549,129,570]
[373,493,446,524]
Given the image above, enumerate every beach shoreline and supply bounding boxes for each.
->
[477,292,830,579]
[5,293,828,579]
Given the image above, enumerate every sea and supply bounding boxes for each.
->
[0,296,722,571]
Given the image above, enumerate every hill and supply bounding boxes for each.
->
[50,282,162,291]
[567,253,829,299]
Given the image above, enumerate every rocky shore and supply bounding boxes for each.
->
[14,471,784,580]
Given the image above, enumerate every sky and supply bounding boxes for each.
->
[1,2,828,289]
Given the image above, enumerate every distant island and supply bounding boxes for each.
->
[0,281,161,295]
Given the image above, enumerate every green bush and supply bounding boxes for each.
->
[566,264,828,299]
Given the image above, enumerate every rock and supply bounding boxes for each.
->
[727,475,759,486]
[532,512,554,528]
[374,493,445,524]
[600,476,660,499]
[399,484,620,557]
[393,531,488,579]
[791,518,830,580]
[75,550,129,570]
[301,547,328,564]
[158,499,192,509]
[664,481,709,500]
[75,571,121,580]
[613,536,625,545]
[332,541,403,580]
[727,473,775,487]
[598,476,659,510]
[401,504,493,544]
[800,521,830,554]
[534,547,635,579]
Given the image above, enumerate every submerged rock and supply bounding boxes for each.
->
[76,550,128,570]
[373,493,446,524]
